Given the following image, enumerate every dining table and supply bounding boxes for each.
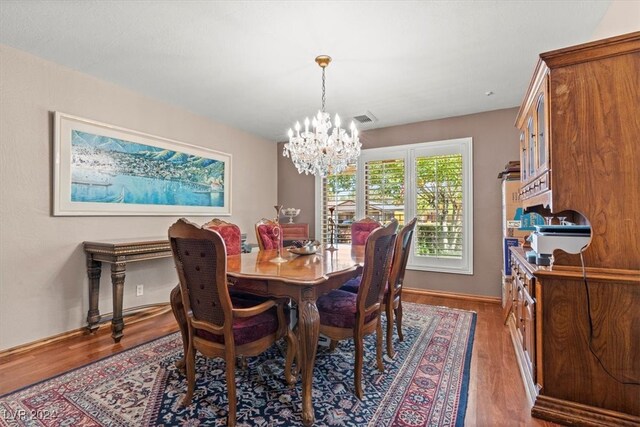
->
[170,243,365,426]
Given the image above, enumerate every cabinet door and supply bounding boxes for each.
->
[520,130,527,182]
[523,289,536,381]
[527,116,536,180]
[516,282,525,345]
[535,87,549,174]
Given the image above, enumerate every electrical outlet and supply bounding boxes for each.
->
[136,284,144,296]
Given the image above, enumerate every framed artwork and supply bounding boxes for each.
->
[53,112,231,216]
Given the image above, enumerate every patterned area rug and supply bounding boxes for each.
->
[0,303,475,426]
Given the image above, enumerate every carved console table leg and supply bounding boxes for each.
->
[86,256,102,333]
[298,289,320,427]
[110,260,126,342]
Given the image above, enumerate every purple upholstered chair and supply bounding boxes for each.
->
[316,218,398,399]
[341,218,418,357]
[350,217,381,245]
[168,218,296,427]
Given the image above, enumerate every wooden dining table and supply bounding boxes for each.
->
[171,244,365,426]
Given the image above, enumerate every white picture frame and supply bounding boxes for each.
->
[53,112,232,216]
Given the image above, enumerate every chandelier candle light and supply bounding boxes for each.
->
[283,55,361,177]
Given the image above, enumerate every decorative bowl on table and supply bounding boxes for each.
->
[288,240,319,255]
[283,208,301,223]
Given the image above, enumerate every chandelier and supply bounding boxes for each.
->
[283,55,361,177]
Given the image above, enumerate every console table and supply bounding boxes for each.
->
[83,238,172,342]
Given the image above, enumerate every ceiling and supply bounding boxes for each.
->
[0,1,612,141]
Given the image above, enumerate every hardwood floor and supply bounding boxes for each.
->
[0,294,557,426]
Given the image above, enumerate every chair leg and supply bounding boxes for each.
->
[226,350,237,427]
[396,299,404,342]
[329,339,338,352]
[376,317,384,372]
[170,285,187,372]
[238,356,248,369]
[385,301,395,358]
[181,343,196,406]
[354,334,364,399]
[284,328,297,385]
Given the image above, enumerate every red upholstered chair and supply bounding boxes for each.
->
[340,217,418,358]
[350,217,381,245]
[316,219,398,398]
[168,219,296,426]
[203,218,242,255]
[255,218,282,251]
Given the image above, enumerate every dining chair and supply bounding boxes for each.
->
[350,217,381,245]
[203,218,242,255]
[255,218,282,251]
[169,218,296,426]
[171,218,264,370]
[316,218,398,399]
[340,217,418,358]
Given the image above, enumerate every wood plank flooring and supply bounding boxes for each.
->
[0,294,557,426]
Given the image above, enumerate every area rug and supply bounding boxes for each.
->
[0,303,475,426]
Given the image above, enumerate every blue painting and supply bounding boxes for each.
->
[71,131,225,207]
[53,112,231,216]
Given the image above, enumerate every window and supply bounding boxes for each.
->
[320,164,357,244]
[316,137,473,274]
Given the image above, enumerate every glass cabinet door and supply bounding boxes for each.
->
[527,117,535,179]
[536,93,546,169]
[520,131,527,181]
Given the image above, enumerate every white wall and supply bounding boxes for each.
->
[0,45,278,350]
[591,0,640,40]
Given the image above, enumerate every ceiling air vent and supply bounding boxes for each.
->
[353,111,377,124]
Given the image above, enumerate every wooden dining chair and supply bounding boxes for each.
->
[340,217,418,358]
[203,218,242,255]
[350,217,381,245]
[255,218,282,251]
[169,218,296,426]
[171,218,262,370]
[316,219,398,399]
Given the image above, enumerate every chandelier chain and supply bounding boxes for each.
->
[321,67,326,113]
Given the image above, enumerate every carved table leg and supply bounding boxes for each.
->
[298,289,320,427]
[86,256,102,333]
[110,261,126,342]
[170,284,187,371]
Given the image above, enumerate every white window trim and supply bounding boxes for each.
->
[315,137,473,275]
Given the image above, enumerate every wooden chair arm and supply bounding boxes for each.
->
[232,299,277,318]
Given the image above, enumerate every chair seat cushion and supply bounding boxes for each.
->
[317,289,376,329]
[195,296,284,345]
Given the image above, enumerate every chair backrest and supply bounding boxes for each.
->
[203,218,242,255]
[169,218,232,330]
[255,218,282,251]
[351,217,381,245]
[388,217,418,295]
[357,219,398,315]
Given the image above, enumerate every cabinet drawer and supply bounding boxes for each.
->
[520,171,550,200]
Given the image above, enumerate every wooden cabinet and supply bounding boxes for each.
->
[508,247,543,404]
[281,223,310,245]
[512,32,640,426]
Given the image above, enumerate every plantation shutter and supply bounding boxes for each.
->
[321,164,357,243]
[363,159,405,226]
[414,154,463,259]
